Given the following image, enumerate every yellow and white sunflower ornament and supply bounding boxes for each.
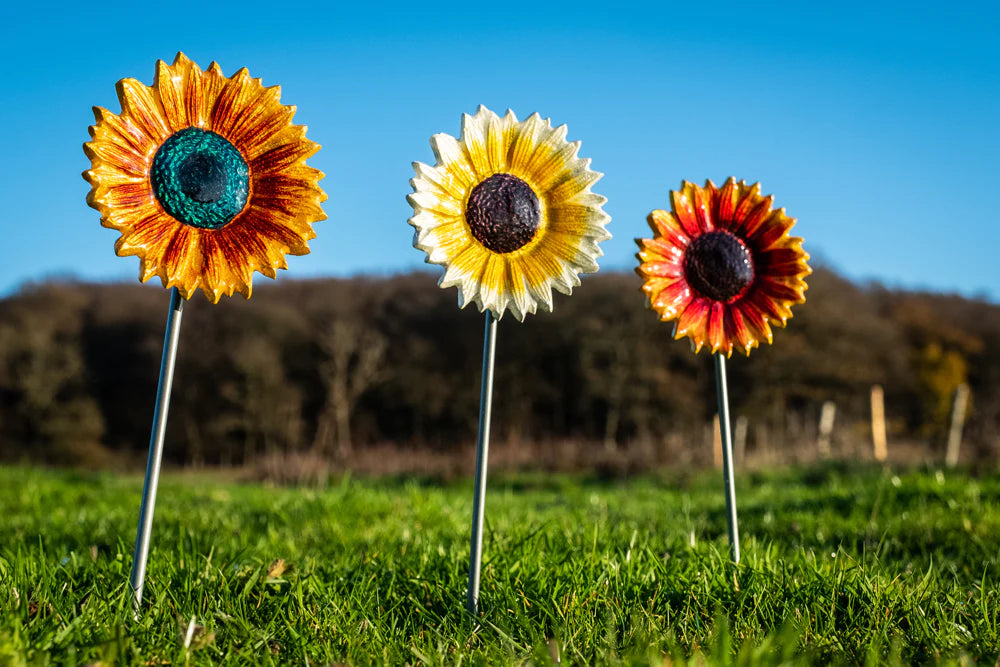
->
[407,106,611,320]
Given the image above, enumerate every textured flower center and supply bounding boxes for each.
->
[465,173,541,253]
[683,231,755,302]
[151,128,249,230]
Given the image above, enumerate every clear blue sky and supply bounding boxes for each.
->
[1,1,997,300]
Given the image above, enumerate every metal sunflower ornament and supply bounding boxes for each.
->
[636,178,810,563]
[83,52,326,610]
[408,105,610,613]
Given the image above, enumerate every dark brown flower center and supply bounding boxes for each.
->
[683,231,755,302]
[465,173,541,253]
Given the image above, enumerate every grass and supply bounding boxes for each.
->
[0,462,998,665]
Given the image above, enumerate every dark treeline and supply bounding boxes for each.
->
[1,269,998,470]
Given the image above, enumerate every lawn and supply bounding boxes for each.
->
[0,463,997,665]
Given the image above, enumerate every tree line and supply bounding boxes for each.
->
[1,269,997,470]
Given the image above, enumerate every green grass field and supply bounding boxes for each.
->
[1,463,998,665]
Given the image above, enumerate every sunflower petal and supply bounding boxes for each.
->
[671,185,702,237]
[461,106,494,178]
[674,297,710,352]
[716,177,739,224]
[430,132,477,188]
[155,59,189,131]
[115,78,170,143]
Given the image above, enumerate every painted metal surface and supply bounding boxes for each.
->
[466,311,498,615]
[129,287,184,611]
[83,52,327,303]
[408,105,611,321]
[635,178,811,357]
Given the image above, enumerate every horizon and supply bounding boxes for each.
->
[2,2,997,302]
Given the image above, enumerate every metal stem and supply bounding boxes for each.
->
[466,309,498,616]
[129,287,185,612]
[714,353,740,564]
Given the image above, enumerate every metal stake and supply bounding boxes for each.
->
[129,287,185,612]
[713,353,740,564]
[466,309,498,615]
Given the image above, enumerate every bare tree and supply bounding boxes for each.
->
[314,318,387,458]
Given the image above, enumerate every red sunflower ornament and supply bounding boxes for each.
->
[636,178,811,563]
[637,178,810,356]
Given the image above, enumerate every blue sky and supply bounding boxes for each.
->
[1,1,997,300]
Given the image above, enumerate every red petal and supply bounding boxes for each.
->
[675,297,711,350]
[672,188,702,237]
[707,301,726,352]
[637,237,685,263]
[737,301,773,345]
[736,197,773,238]
[725,307,754,354]
[716,178,739,224]
[692,183,714,232]
[752,211,795,249]
[652,280,692,319]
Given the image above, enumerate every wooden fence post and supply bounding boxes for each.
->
[945,383,970,468]
[871,385,888,462]
[734,415,748,465]
[817,401,837,457]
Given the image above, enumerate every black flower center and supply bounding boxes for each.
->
[151,127,249,230]
[683,231,755,302]
[465,173,541,253]
[178,153,228,203]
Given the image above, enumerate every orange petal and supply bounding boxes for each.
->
[240,206,310,256]
[647,210,690,248]
[209,67,256,140]
[115,78,169,144]
[250,134,319,174]
[155,59,189,131]
[100,182,155,212]
[115,211,177,252]
[84,138,149,178]
[91,107,157,158]
[192,61,227,128]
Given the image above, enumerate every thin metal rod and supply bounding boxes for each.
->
[466,309,498,616]
[714,353,740,564]
[129,287,185,612]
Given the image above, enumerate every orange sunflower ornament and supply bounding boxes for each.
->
[83,53,326,611]
[84,52,326,302]
[636,178,811,564]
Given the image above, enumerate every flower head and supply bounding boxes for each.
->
[408,106,611,320]
[636,178,810,356]
[84,52,326,302]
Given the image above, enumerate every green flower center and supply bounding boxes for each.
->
[465,173,541,253]
[683,230,755,302]
[151,128,249,230]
